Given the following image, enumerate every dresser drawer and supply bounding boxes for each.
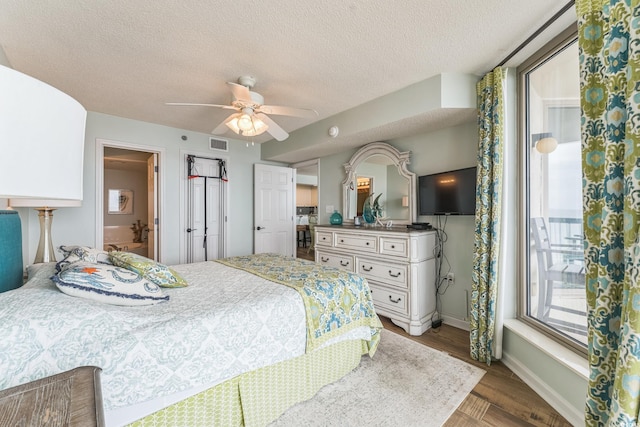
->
[315,231,333,247]
[379,237,409,258]
[357,258,408,289]
[370,284,408,315]
[316,251,355,271]
[334,233,377,253]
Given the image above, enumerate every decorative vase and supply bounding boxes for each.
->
[329,210,343,225]
[363,203,375,224]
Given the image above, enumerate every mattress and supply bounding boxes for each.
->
[0,257,379,426]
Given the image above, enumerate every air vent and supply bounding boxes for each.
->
[209,137,228,152]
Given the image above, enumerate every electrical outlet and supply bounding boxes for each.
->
[325,205,334,213]
[446,272,455,286]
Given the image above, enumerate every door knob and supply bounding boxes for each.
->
[256,226,266,231]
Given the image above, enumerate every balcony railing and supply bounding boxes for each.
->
[532,216,587,345]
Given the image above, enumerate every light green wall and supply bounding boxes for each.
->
[391,124,478,322]
[503,329,586,423]
[317,122,477,321]
[316,109,585,422]
[18,112,267,265]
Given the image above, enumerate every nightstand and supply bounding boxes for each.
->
[0,366,104,426]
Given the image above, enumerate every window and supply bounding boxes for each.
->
[518,27,586,354]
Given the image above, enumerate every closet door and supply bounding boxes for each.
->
[187,157,225,262]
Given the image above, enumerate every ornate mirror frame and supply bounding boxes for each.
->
[342,142,417,225]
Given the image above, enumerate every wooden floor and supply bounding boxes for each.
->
[297,248,573,425]
[296,246,315,261]
[379,316,573,426]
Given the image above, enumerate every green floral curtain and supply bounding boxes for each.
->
[577,0,640,425]
[470,67,504,365]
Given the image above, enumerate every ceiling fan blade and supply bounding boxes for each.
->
[227,82,253,102]
[258,105,318,118]
[212,113,240,135]
[165,102,237,110]
[256,113,289,141]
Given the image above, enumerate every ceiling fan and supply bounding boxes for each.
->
[166,76,318,141]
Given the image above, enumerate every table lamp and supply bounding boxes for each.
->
[0,64,86,263]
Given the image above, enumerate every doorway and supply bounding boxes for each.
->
[96,139,162,261]
[291,159,319,261]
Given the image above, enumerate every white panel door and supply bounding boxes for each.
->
[187,157,224,262]
[254,164,294,256]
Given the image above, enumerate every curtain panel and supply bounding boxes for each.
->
[470,67,504,365]
[577,0,640,425]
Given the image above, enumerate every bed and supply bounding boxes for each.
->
[0,247,382,427]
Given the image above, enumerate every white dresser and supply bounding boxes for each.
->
[314,225,437,335]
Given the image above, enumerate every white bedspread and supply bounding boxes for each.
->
[0,261,335,416]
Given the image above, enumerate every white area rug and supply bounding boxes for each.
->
[270,328,486,427]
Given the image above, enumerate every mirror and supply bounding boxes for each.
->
[342,142,416,225]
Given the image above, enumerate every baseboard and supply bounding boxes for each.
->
[501,353,583,426]
[442,315,469,331]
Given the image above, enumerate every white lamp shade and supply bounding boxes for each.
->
[0,65,86,201]
[9,199,82,208]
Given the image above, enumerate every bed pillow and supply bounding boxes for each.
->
[22,262,58,289]
[52,261,169,306]
[56,246,112,272]
[109,252,188,288]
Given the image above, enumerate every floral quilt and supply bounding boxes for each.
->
[217,253,382,355]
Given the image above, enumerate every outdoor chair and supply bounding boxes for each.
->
[530,217,586,334]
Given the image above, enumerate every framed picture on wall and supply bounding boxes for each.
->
[108,189,133,214]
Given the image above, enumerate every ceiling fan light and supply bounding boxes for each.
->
[225,117,241,133]
[252,117,268,133]
[241,122,269,137]
[237,113,254,132]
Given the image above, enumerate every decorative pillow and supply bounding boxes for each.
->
[22,262,58,289]
[52,262,169,306]
[56,246,112,272]
[109,252,188,288]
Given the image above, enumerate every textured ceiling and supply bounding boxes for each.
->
[0,1,575,159]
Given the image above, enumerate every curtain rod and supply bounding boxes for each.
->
[497,1,575,67]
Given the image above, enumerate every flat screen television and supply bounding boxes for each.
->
[418,167,477,215]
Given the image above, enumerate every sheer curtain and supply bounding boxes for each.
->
[577,0,640,424]
[470,67,505,365]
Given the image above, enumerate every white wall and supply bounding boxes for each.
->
[18,112,267,265]
[0,50,11,209]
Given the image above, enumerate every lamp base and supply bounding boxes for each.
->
[34,207,57,263]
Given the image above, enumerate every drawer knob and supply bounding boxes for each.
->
[362,265,373,272]
[389,296,402,304]
[340,260,349,266]
[388,270,401,278]
[322,237,327,241]
[366,242,370,245]
[321,257,329,262]
[340,239,344,243]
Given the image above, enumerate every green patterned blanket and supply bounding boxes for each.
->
[216,253,382,355]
